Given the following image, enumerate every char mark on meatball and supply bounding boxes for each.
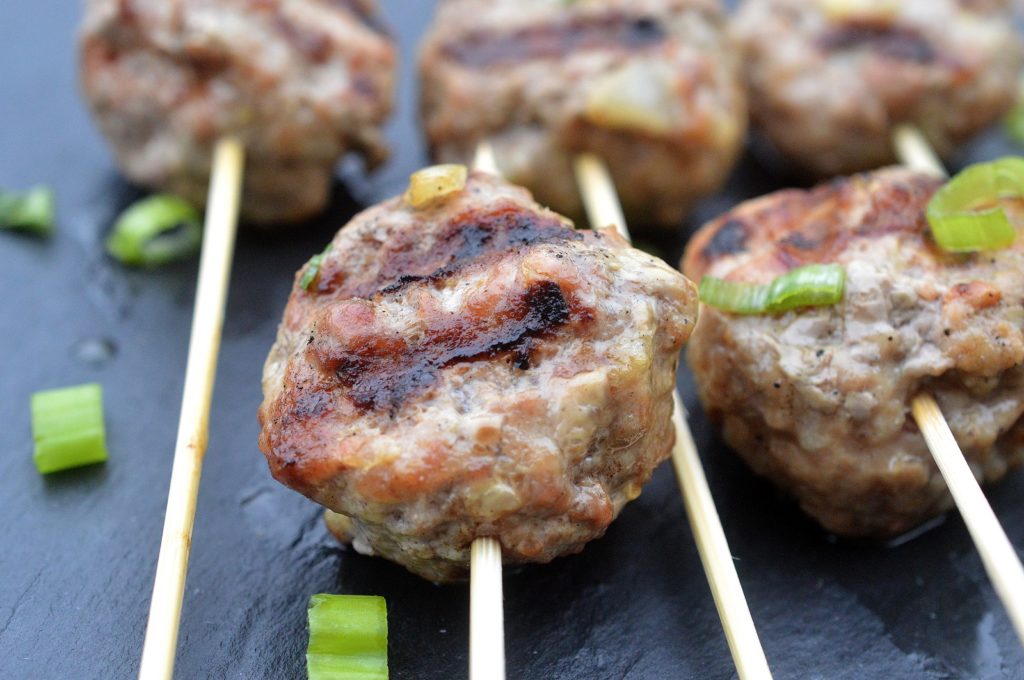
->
[314,205,581,298]
[441,13,666,68]
[702,218,750,259]
[314,278,580,414]
[818,22,936,63]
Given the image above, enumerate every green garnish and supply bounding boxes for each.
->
[925,157,1022,253]
[301,244,333,291]
[106,195,202,267]
[699,264,846,315]
[31,383,108,474]
[0,186,55,235]
[307,594,388,680]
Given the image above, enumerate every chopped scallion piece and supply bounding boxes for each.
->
[301,244,333,291]
[31,383,108,474]
[0,186,55,235]
[926,157,1022,252]
[699,264,846,315]
[106,195,202,267]
[307,594,388,680]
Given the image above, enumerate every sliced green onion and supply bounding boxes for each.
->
[699,264,846,315]
[301,244,333,291]
[307,594,388,680]
[0,186,55,235]
[106,195,202,267]
[31,383,108,474]
[926,157,1022,252]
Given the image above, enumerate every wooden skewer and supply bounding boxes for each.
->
[470,537,505,680]
[469,141,507,680]
[912,395,1024,645]
[138,137,245,680]
[573,153,773,680]
[893,125,1024,647]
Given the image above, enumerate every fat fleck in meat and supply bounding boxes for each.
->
[259,172,699,581]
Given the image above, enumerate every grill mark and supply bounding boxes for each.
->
[318,206,580,298]
[779,231,823,251]
[442,14,666,68]
[702,218,749,259]
[322,281,577,413]
[819,23,936,63]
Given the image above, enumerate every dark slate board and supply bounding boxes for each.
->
[1,2,1022,679]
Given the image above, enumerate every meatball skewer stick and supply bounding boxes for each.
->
[573,155,773,680]
[466,143,507,680]
[138,139,245,679]
[892,126,1024,646]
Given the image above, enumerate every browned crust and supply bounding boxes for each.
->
[682,167,944,282]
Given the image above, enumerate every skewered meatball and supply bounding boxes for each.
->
[682,167,1024,537]
[419,0,747,230]
[733,0,1022,177]
[79,0,395,225]
[259,169,698,581]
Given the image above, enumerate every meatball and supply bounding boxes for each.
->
[682,167,1024,537]
[258,169,698,582]
[79,0,396,225]
[419,0,747,230]
[733,0,1022,177]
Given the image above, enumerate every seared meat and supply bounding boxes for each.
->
[733,0,1021,176]
[259,170,698,581]
[79,0,395,225]
[419,0,746,230]
[682,167,1024,536]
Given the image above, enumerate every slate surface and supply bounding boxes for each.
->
[1,2,1022,679]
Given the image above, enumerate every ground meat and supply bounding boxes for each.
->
[258,170,698,581]
[79,0,395,225]
[682,167,1024,537]
[419,0,746,230]
[733,0,1021,177]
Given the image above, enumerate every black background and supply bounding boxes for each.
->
[1,1,1023,678]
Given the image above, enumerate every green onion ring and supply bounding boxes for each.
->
[699,264,846,315]
[0,186,55,235]
[926,157,1022,253]
[306,594,388,680]
[106,195,202,267]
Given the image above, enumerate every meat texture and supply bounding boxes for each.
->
[79,0,395,225]
[733,0,1021,176]
[683,167,1024,536]
[419,0,747,230]
[259,170,698,581]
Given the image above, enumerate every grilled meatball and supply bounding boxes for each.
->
[258,169,698,582]
[79,0,395,225]
[419,0,747,230]
[733,0,1022,177]
[682,167,1024,536]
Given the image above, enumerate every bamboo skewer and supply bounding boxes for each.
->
[470,537,506,680]
[138,137,245,680]
[468,141,507,680]
[893,125,1024,647]
[573,153,773,680]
